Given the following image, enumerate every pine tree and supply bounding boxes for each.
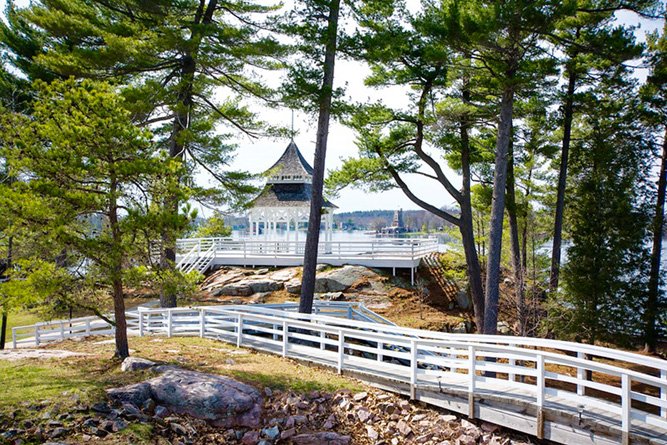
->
[552,72,652,345]
[1,0,285,307]
[641,22,667,352]
[280,0,343,314]
[2,79,184,358]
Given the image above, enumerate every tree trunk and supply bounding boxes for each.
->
[483,85,515,335]
[644,129,667,353]
[459,83,485,332]
[109,179,129,358]
[550,64,577,294]
[298,0,341,314]
[112,277,129,359]
[506,135,525,336]
[0,235,11,350]
[160,0,218,308]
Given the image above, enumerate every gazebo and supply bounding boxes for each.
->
[247,141,337,245]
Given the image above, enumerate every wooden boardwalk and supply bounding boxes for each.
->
[175,237,440,283]
[11,302,667,445]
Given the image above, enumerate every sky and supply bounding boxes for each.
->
[2,1,665,215]
[227,9,665,214]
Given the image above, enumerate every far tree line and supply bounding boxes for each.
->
[0,0,665,358]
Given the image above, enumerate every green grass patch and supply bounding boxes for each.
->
[0,360,100,407]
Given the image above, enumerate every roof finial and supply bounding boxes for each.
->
[290,109,295,141]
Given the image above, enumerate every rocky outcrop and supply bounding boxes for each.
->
[313,265,385,293]
[201,265,388,298]
[107,366,263,428]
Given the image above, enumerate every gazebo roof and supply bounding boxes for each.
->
[249,141,337,210]
[265,140,314,183]
[250,183,338,209]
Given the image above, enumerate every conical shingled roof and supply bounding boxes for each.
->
[265,140,314,182]
[249,141,337,209]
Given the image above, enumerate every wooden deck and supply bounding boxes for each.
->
[11,302,667,445]
[175,237,440,283]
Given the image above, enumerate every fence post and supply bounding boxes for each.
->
[138,311,144,337]
[661,369,666,418]
[167,310,173,338]
[320,329,326,350]
[199,309,205,338]
[12,328,16,349]
[410,339,418,399]
[35,325,40,346]
[536,354,545,439]
[577,351,586,396]
[377,340,383,363]
[621,374,631,445]
[468,345,475,419]
[282,321,288,357]
[508,342,515,382]
[60,321,65,341]
[236,314,243,348]
[86,319,91,336]
[337,330,344,374]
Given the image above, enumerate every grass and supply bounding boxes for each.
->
[0,335,363,416]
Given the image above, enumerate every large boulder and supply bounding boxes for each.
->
[314,266,380,293]
[107,368,262,428]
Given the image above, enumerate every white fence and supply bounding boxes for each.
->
[11,302,667,444]
[176,237,439,261]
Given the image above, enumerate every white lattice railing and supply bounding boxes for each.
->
[10,302,667,444]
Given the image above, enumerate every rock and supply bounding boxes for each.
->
[281,428,297,440]
[357,408,372,423]
[262,425,280,440]
[292,432,351,445]
[264,387,273,397]
[91,402,111,414]
[49,428,68,439]
[366,426,379,440]
[319,292,345,301]
[121,357,156,372]
[439,415,457,423]
[215,282,253,296]
[109,368,262,428]
[242,430,260,445]
[142,398,156,414]
[154,405,169,419]
[106,382,152,406]
[353,391,368,401]
[170,423,189,436]
[285,280,301,294]
[82,418,98,428]
[396,419,412,436]
[248,279,283,293]
[315,266,380,293]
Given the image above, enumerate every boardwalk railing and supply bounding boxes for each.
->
[11,302,667,445]
[176,237,439,261]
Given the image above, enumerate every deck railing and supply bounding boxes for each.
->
[175,237,439,261]
[10,302,667,444]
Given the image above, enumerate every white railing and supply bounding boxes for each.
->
[129,305,667,443]
[11,315,115,348]
[11,302,667,443]
[175,238,439,261]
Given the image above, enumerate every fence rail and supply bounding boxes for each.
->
[11,302,667,445]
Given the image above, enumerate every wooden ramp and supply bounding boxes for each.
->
[11,302,667,445]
